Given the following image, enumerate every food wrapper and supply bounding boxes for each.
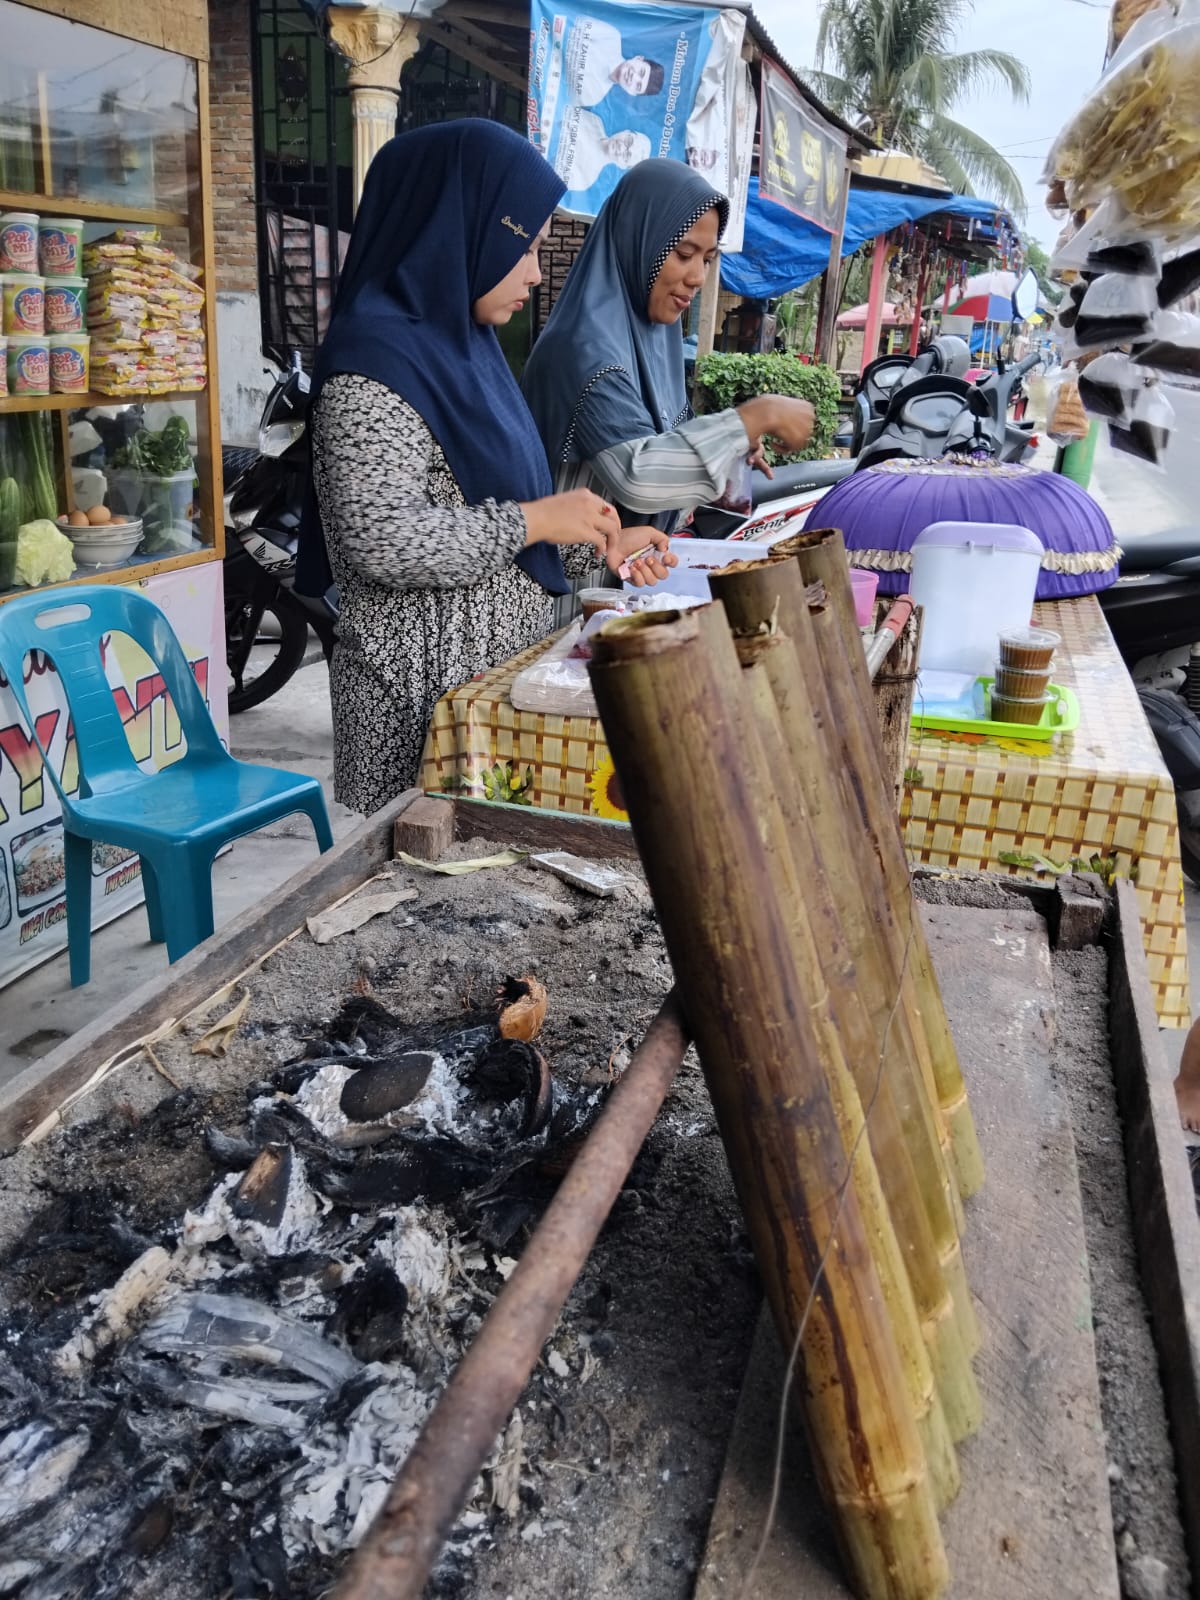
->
[1044,14,1200,237]
[1131,310,1200,380]
[113,226,160,244]
[1109,381,1175,464]
[1045,372,1093,442]
[511,623,599,717]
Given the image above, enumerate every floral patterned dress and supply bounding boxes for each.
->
[311,373,593,815]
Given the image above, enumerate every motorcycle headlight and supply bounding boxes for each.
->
[258,419,306,458]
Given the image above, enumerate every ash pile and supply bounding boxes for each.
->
[0,978,613,1600]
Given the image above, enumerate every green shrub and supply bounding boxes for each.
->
[692,353,841,462]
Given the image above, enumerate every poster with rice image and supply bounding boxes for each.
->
[528,0,753,249]
[0,562,228,988]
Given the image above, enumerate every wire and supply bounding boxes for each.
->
[736,683,927,1600]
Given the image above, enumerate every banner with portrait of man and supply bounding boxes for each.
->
[528,0,750,247]
[758,56,848,233]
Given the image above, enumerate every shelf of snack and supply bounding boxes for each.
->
[0,0,222,606]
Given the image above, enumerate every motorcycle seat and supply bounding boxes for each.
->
[752,459,854,504]
[1118,527,1200,574]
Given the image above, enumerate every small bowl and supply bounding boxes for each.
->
[578,587,625,622]
[989,689,1050,726]
[59,515,143,566]
[998,626,1060,674]
[994,665,1051,700]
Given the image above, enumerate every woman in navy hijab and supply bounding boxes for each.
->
[522,159,816,532]
[300,120,671,816]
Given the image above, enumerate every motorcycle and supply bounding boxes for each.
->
[1097,529,1200,885]
[223,354,338,714]
[853,351,1042,472]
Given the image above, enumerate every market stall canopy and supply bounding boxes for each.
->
[721,178,1019,299]
[836,301,912,329]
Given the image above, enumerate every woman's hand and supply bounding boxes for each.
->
[738,394,816,456]
[747,441,774,478]
[520,488,619,552]
[605,525,678,587]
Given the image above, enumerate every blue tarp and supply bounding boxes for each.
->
[720,178,1012,299]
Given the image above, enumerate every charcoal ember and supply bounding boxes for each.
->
[230,1510,292,1597]
[271,1060,328,1095]
[248,1104,355,1167]
[311,1140,492,1208]
[127,1494,174,1556]
[339,1052,436,1123]
[204,1125,259,1170]
[325,1260,408,1364]
[232,1146,294,1228]
[326,995,406,1052]
[469,1038,552,1137]
[0,1422,90,1529]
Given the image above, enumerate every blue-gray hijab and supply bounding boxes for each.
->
[521,160,728,479]
[298,120,568,598]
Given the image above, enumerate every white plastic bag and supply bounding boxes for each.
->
[1108,382,1175,464]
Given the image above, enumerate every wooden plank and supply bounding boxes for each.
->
[15,0,209,60]
[449,795,641,860]
[0,548,220,609]
[192,58,225,563]
[696,901,1120,1600]
[0,793,421,1153]
[1109,877,1200,1588]
[394,794,456,861]
[873,606,921,810]
[0,191,188,227]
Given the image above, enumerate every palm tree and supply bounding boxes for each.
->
[807,0,1030,215]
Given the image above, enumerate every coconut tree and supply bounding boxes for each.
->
[807,0,1030,214]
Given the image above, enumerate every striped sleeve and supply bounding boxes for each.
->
[582,410,751,518]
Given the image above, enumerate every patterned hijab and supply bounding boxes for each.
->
[298,120,568,598]
[521,160,728,470]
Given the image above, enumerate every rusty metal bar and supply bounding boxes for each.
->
[334,991,691,1600]
[866,595,915,682]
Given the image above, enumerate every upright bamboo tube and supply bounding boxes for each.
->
[735,641,966,1498]
[590,607,949,1600]
[784,530,986,1201]
[722,601,981,1441]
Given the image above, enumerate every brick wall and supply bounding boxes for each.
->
[207,0,258,295]
[536,214,589,330]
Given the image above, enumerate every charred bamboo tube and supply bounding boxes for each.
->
[726,614,980,1444]
[334,996,691,1600]
[590,607,949,1600]
[735,638,968,1492]
[784,529,986,1203]
[711,558,979,1367]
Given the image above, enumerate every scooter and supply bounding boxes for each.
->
[854,351,1041,472]
[223,354,338,713]
[1098,530,1200,884]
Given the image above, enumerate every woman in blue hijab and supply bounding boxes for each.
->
[522,159,816,530]
[300,120,671,816]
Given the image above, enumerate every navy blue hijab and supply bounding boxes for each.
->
[522,161,728,478]
[297,120,568,597]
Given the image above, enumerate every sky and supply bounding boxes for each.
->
[751,0,1112,246]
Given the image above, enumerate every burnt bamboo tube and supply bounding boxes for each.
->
[785,529,986,1202]
[710,558,979,1369]
[590,607,949,1600]
[735,638,968,1494]
[725,616,980,1445]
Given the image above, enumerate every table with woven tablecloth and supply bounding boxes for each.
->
[419,594,1189,1026]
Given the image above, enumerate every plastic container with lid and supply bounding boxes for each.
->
[1,274,43,335]
[989,689,1050,726]
[998,626,1060,673]
[0,213,38,273]
[909,521,1045,676]
[38,218,83,277]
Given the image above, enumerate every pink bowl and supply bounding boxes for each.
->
[850,568,879,627]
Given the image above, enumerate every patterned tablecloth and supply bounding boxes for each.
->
[420,595,1189,1026]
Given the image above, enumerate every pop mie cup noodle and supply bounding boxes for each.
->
[0,336,7,398]
[44,277,85,333]
[7,334,49,396]
[0,213,39,273]
[38,218,83,278]
[49,333,89,393]
[1,275,44,335]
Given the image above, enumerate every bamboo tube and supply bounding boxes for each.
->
[589,607,949,1600]
[735,639,969,1491]
[726,613,981,1444]
[784,529,986,1202]
[711,558,979,1361]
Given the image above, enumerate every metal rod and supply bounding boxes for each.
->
[866,596,915,681]
[334,992,691,1600]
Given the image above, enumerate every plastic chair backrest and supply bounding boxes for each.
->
[0,587,226,803]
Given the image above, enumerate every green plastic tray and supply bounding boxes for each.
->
[912,678,1080,742]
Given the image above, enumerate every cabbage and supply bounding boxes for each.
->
[15,519,76,588]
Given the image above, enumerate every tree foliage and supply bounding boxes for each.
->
[806,0,1030,215]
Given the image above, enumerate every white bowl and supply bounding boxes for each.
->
[58,516,144,567]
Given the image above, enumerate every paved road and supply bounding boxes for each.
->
[1092,384,1199,539]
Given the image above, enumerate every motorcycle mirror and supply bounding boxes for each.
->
[1011,267,1039,323]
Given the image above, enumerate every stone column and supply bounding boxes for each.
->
[325,6,424,212]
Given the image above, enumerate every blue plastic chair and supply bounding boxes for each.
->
[0,586,333,985]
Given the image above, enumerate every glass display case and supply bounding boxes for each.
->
[0,0,222,599]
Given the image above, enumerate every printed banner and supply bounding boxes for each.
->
[759,56,848,234]
[0,562,228,989]
[528,0,749,245]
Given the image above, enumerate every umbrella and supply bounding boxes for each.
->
[836,300,913,329]
[946,291,1013,324]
